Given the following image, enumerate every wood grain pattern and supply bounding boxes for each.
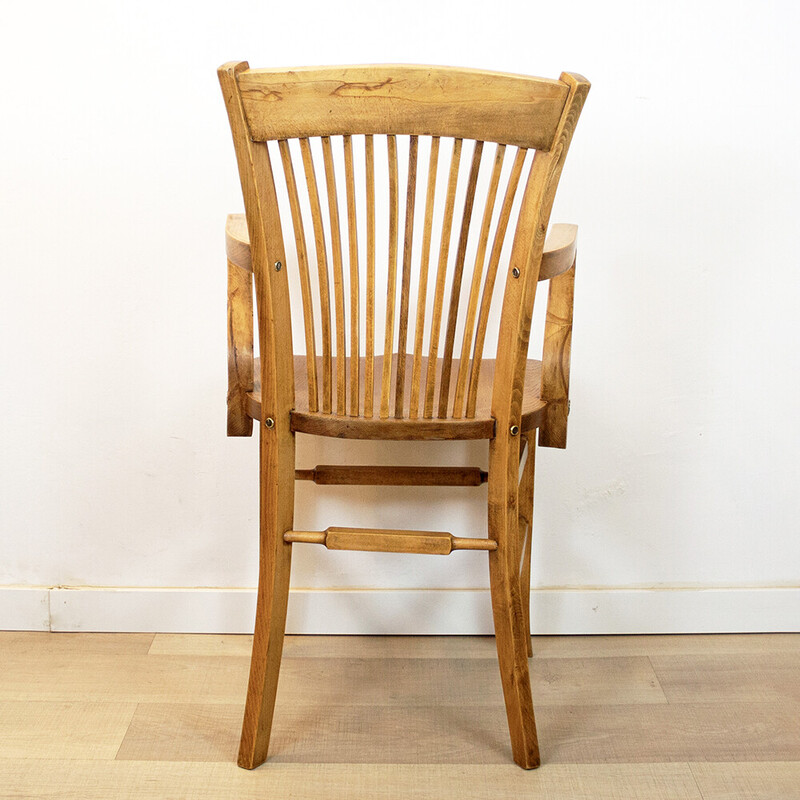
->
[517,435,536,657]
[237,65,569,149]
[246,354,546,440]
[453,143,505,418]
[343,135,360,416]
[3,632,800,798]
[538,262,575,448]
[227,258,254,436]
[299,137,333,413]
[0,700,136,759]
[0,653,248,703]
[321,136,347,414]
[220,61,297,772]
[225,213,252,270]
[409,137,440,418]
[438,141,484,418]
[148,633,800,660]
[294,465,487,486]
[0,760,707,799]
[394,135,418,417]
[284,527,498,554]
[485,72,590,770]
[650,653,800,704]
[691,762,800,800]
[0,631,155,656]
[380,135,400,418]
[424,138,462,418]
[364,134,376,417]
[220,62,589,771]
[225,211,575,283]
[277,144,319,411]
[540,702,800,763]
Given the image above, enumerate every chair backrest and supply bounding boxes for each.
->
[219,63,589,431]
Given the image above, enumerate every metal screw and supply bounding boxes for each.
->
[274,261,282,271]
[265,417,275,428]
[509,424,520,436]
[511,267,520,278]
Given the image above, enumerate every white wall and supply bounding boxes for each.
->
[2,0,799,632]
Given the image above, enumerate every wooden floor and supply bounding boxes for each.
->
[1,633,799,798]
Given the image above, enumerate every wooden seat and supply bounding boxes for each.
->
[219,62,589,771]
[247,355,546,439]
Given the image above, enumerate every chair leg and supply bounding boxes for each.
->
[518,435,536,658]
[238,423,295,770]
[488,436,540,769]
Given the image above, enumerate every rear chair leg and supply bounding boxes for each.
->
[488,437,540,769]
[238,423,295,769]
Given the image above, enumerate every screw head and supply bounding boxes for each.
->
[509,424,520,436]
[511,267,520,279]
[274,261,282,271]
[265,417,275,428]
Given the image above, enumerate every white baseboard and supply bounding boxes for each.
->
[0,587,50,631]
[3,585,799,634]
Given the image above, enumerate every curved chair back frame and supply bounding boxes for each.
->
[218,62,589,772]
[220,63,588,440]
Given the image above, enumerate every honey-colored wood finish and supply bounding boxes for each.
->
[237,65,569,149]
[284,526,498,554]
[226,257,254,437]
[244,354,547,440]
[220,62,589,771]
[539,261,575,448]
[295,465,487,486]
[225,213,577,283]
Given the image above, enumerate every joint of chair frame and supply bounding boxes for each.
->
[226,214,577,283]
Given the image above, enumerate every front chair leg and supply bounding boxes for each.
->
[488,436,540,769]
[238,422,295,770]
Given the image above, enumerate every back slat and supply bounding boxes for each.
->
[379,135,399,419]
[409,137,440,419]
[424,138,463,418]
[453,143,506,418]
[364,135,376,417]
[343,135,360,416]
[272,135,534,425]
[277,140,319,412]
[321,136,347,414]
[466,146,528,417]
[394,135,418,417]
[437,140,484,418]
[299,138,333,413]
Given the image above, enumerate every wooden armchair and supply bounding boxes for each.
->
[219,62,589,770]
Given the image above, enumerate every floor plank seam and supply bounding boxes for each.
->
[687,762,708,800]
[647,654,671,704]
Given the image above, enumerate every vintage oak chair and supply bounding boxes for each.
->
[219,62,589,770]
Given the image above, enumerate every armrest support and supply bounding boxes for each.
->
[538,225,577,449]
[226,214,254,436]
[539,223,577,282]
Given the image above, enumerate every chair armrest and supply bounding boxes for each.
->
[226,214,254,436]
[538,225,577,449]
[539,223,577,282]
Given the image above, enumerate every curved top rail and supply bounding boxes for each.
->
[234,64,569,150]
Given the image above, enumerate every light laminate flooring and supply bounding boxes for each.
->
[1,632,799,798]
